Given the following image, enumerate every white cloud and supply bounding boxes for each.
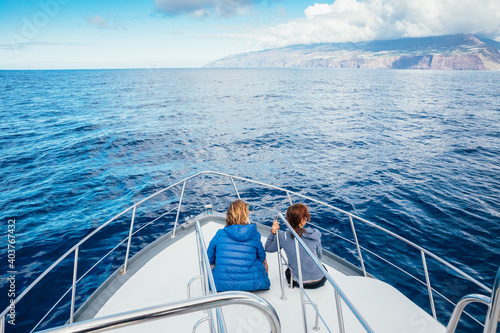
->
[154,0,260,18]
[249,0,500,47]
[85,15,111,29]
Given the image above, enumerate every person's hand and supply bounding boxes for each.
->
[271,219,280,234]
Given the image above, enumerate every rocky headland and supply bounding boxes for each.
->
[206,34,500,70]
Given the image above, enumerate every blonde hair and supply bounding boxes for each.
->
[226,200,249,226]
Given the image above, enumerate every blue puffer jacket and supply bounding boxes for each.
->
[207,223,270,292]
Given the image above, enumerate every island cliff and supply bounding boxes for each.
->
[206,34,500,70]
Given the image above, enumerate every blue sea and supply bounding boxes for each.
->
[1,68,499,332]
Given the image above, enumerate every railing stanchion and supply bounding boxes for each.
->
[172,181,186,238]
[193,316,210,333]
[122,206,136,274]
[196,226,215,332]
[484,267,500,333]
[279,213,373,332]
[446,294,490,333]
[275,226,286,300]
[187,276,202,299]
[6,171,495,333]
[196,221,228,333]
[349,215,367,277]
[305,301,321,331]
[230,177,241,200]
[422,251,437,319]
[294,237,308,332]
[69,246,79,324]
[335,291,346,333]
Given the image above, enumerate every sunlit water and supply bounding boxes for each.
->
[1,68,499,332]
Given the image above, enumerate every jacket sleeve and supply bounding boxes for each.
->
[316,234,323,260]
[255,232,267,263]
[265,231,280,252]
[207,234,217,265]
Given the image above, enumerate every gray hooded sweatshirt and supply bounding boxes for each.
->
[265,227,324,283]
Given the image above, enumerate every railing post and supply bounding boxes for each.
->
[230,177,241,200]
[445,294,490,333]
[349,215,367,277]
[172,181,186,238]
[69,246,79,324]
[278,212,373,332]
[195,221,219,333]
[305,301,320,331]
[484,266,500,333]
[122,206,136,274]
[421,251,437,319]
[275,226,286,301]
[335,291,346,333]
[187,276,202,299]
[195,232,208,297]
[1,313,5,333]
[286,191,293,205]
[294,237,308,332]
[193,316,210,333]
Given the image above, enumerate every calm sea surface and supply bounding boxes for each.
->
[1,69,499,332]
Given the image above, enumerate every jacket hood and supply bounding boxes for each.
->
[301,227,321,241]
[224,223,257,242]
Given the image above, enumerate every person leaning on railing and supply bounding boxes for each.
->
[265,203,327,289]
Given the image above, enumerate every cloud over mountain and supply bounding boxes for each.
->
[253,0,500,47]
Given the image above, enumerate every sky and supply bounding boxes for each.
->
[1,0,499,69]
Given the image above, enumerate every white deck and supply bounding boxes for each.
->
[93,222,445,333]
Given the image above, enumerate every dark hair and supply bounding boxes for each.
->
[286,203,310,237]
[226,200,249,226]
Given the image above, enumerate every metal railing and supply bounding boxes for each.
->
[274,212,374,332]
[1,170,495,332]
[200,172,492,327]
[0,173,194,333]
[446,266,500,333]
[192,220,227,333]
[36,292,280,333]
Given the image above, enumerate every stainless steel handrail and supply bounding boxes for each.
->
[3,170,493,332]
[203,171,491,293]
[277,212,375,332]
[172,180,186,238]
[69,247,79,324]
[445,294,490,333]
[122,206,136,274]
[195,220,227,333]
[29,206,178,333]
[275,220,287,301]
[484,266,500,332]
[445,267,500,333]
[36,292,281,333]
[0,172,194,321]
[194,223,215,333]
[309,221,485,327]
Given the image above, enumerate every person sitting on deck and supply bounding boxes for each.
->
[265,203,327,289]
[207,200,270,292]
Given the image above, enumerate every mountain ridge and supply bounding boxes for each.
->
[206,34,500,70]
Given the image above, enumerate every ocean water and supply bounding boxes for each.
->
[0,68,499,332]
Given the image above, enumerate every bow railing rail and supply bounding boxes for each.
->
[35,292,280,333]
[192,220,227,333]
[1,170,494,333]
[276,212,374,332]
